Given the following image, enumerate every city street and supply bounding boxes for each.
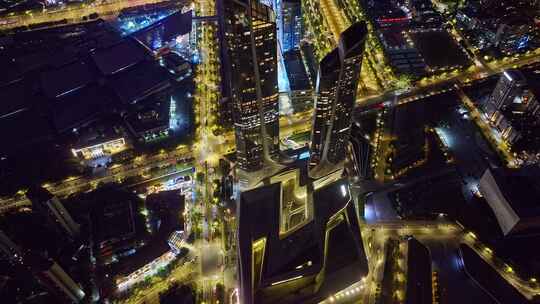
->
[1,1,540,303]
[0,0,174,30]
[418,237,496,304]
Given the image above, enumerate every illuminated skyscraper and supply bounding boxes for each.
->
[487,69,529,110]
[309,22,367,179]
[223,0,280,172]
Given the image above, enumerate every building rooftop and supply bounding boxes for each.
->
[459,244,528,304]
[484,166,540,219]
[0,111,54,155]
[283,49,311,91]
[124,97,170,136]
[238,175,368,304]
[41,61,96,99]
[71,120,125,150]
[522,68,540,101]
[339,21,367,59]
[112,190,184,277]
[0,20,121,84]
[0,79,32,119]
[410,30,471,70]
[109,60,171,104]
[406,238,432,304]
[379,28,409,49]
[51,85,114,133]
[319,48,340,76]
[91,38,147,76]
[88,188,138,252]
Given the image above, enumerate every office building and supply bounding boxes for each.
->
[223,0,280,171]
[309,22,367,179]
[26,187,80,239]
[487,70,530,110]
[281,0,304,51]
[237,176,368,304]
[88,188,138,265]
[484,70,540,146]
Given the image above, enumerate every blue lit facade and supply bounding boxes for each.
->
[281,0,303,52]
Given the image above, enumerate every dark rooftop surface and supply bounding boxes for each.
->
[125,97,170,135]
[92,38,148,76]
[410,30,471,70]
[0,111,54,154]
[41,60,96,99]
[109,60,171,104]
[71,120,124,150]
[339,21,367,59]
[0,20,129,153]
[112,190,184,277]
[488,166,540,218]
[380,28,409,48]
[238,174,368,304]
[51,85,114,132]
[459,244,528,304]
[283,49,312,91]
[391,100,426,135]
[406,238,432,304]
[368,0,408,22]
[523,67,540,101]
[318,48,340,77]
[0,20,120,85]
[0,79,32,119]
[392,175,459,217]
[84,188,142,266]
[0,209,75,261]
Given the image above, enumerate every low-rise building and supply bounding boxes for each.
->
[387,102,428,177]
[124,97,170,143]
[160,52,192,82]
[378,28,426,76]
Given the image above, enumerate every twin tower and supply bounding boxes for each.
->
[223,0,367,179]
